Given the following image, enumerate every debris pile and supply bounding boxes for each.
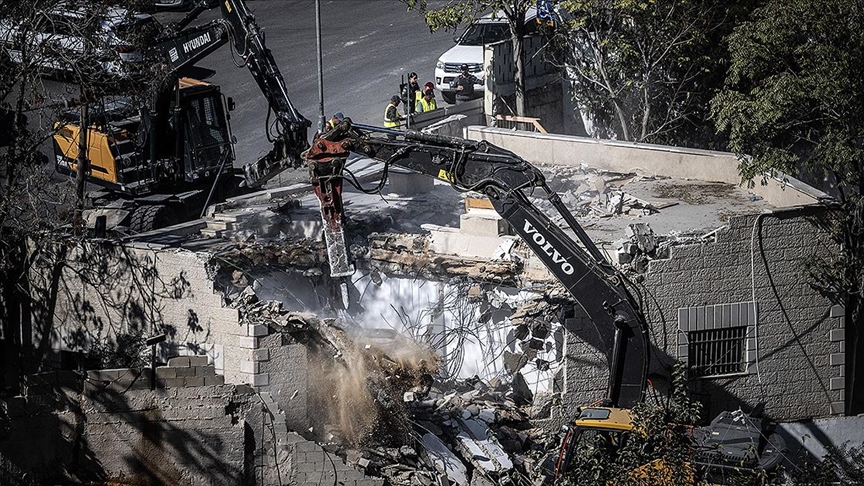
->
[231,292,565,485]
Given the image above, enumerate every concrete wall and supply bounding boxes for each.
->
[559,209,843,422]
[465,126,827,208]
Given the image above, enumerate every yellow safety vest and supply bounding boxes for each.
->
[416,96,437,113]
[384,102,401,128]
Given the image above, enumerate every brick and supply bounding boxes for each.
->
[189,356,209,367]
[248,324,269,337]
[184,377,205,387]
[237,336,258,349]
[156,367,177,379]
[252,373,270,387]
[175,367,196,377]
[164,378,185,388]
[253,348,270,362]
[830,377,845,391]
[240,361,260,374]
[204,375,225,386]
[196,366,215,376]
[168,357,191,368]
[830,305,845,318]
[830,353,845,366]
[829,329,845,342]
[830,402,845,415]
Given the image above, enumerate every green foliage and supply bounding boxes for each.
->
[712,0,864,191]
[551,0,751,147]
[789,444,864,485]
[559,363,701,485]
[712,2,864,414]
[402,0,533,33]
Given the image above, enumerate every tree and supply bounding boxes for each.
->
[0,0,158,384]
[552,0,750,146]
[402,0,534,116]
[711,0,864,414]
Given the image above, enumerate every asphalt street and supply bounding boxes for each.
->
[167,0,457,172]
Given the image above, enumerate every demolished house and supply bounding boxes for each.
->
[2,125,855,485]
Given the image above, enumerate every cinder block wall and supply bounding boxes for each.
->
[27,240,265,387]
[560,209,842,421]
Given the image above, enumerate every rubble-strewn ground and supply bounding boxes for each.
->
[231,298,563,486]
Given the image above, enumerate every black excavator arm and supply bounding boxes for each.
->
[303,121,650,409]
[152,0,310,188]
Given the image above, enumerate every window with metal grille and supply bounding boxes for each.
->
[678,301,755,378]
[688,326,747,378]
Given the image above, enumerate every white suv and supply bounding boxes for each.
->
[0,4,159,78]
[434,10,537,104]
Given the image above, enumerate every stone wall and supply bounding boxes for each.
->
[560,208,843,421]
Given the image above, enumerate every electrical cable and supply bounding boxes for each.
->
[750,213,767,387]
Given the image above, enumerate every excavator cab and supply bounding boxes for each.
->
[53,77,234,195]
[175,77,234,185]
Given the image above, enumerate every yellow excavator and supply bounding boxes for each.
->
[53,0,310,232]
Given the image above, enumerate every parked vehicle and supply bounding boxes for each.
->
[0,3,159,78]
[434,9,538,104]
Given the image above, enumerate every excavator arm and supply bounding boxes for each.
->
[303,121,650,409]
[151,0,310,188]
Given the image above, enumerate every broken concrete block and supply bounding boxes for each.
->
[168,356,191,368]
[454,418,513,474]
[510,373,533,406]
[478,409,496,423]
[421,433,468,485]
[459,213,510,237]
[616,248,633,264]
[625,223,656,253]
[404,391,416,402]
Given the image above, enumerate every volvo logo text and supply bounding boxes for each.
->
[523,220,575,275]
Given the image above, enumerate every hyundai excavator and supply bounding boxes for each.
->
[53,0,310,232]
[302,120,788,484]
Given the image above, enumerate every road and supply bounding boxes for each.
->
[170,0,457,171]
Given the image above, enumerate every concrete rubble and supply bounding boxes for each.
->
[228,294,564,486]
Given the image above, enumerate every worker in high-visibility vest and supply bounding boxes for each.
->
[415,82,437,113]
[384,95,405,129]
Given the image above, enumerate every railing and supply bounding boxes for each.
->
[494,115,547,133]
